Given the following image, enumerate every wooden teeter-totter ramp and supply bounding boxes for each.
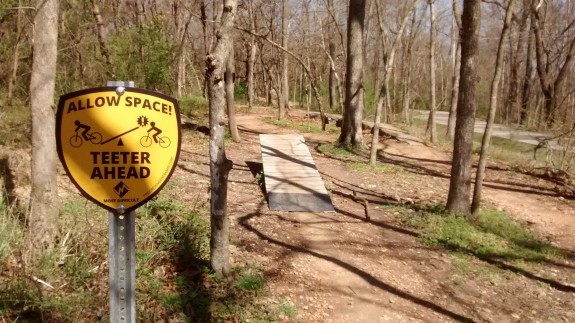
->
[260,134,335,212]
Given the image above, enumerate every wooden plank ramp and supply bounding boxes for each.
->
[260,134,335,212]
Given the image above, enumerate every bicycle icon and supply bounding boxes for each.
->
[140,134,171,148]
[70,130,102,147]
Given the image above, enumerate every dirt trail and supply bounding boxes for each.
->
[179,109,575,322]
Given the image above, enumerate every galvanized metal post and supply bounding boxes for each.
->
[109,207,136,323]
[107,81,136,323]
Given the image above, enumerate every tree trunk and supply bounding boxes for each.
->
[247,0,257,108]
[427,0,437,144]
[471,0,517,215]
[225,46,240,142]
[327,0,337,110]
[91,0,113,75]
[206,0,236,278]
[29,0,59,250]
[520,26,534,125]
[7,0,23,106]
[278,0,289,120]
[447,0,462,140]
[447,43,461,140]
[446,0,481,215]
[339,0,366,149]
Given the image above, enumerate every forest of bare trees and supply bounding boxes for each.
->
[2,0,573,130]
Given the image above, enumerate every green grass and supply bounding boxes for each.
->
[236,271,266,292]
[317,143,353,156]
[398,206,566,262]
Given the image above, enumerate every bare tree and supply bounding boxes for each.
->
[370,0,418,165]
[29,0,59,250]
[339,0,367,149]
[206,0,236,278]
[446,0,481,215]
[247,0,257,108]
[532,1,575,127]
[427,0,438,144]
[471,0,517,215]
[279,0,289,119]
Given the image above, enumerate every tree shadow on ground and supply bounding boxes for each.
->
[379,152,562,198]
[153,212,213,321]
[238,210,476,323]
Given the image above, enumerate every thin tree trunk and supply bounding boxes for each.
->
[471,0,517,215]
[207,0,236,278]
[7,0,23,106]
[447,0,463,140]
[427,0,437,143]
[446,0,481,215]
[448,43,461,140]
[247,0,256,108]
[91,0,113,75]
[29,0,59,250]
[278,0,289,119]
[520,22,534,125]
[225,46,240,142]
[327,0,337,110]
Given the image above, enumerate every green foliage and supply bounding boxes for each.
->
[235,80,248,102]
[398,207,566,262]
[108,17,175,93]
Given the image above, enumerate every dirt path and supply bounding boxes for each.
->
[179,109,575,322]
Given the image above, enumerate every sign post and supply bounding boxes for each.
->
[56,81,181,322]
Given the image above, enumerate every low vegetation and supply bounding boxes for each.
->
[0,187,281,321]
[398,205,567,263]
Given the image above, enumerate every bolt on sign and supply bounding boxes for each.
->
[56,87,181,212]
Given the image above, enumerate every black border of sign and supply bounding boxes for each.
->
[55,86,182,214]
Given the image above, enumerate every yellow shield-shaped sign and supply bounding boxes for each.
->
[56,87,181,213]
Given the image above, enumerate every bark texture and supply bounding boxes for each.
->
[446,0,481,215]
[339,0,366,149]
[206,0,236,278]
[29,0,60,250]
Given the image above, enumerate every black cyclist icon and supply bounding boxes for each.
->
[70,120,102,147]
[140,121,170,148]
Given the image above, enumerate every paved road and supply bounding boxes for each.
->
[415,110,560,149]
